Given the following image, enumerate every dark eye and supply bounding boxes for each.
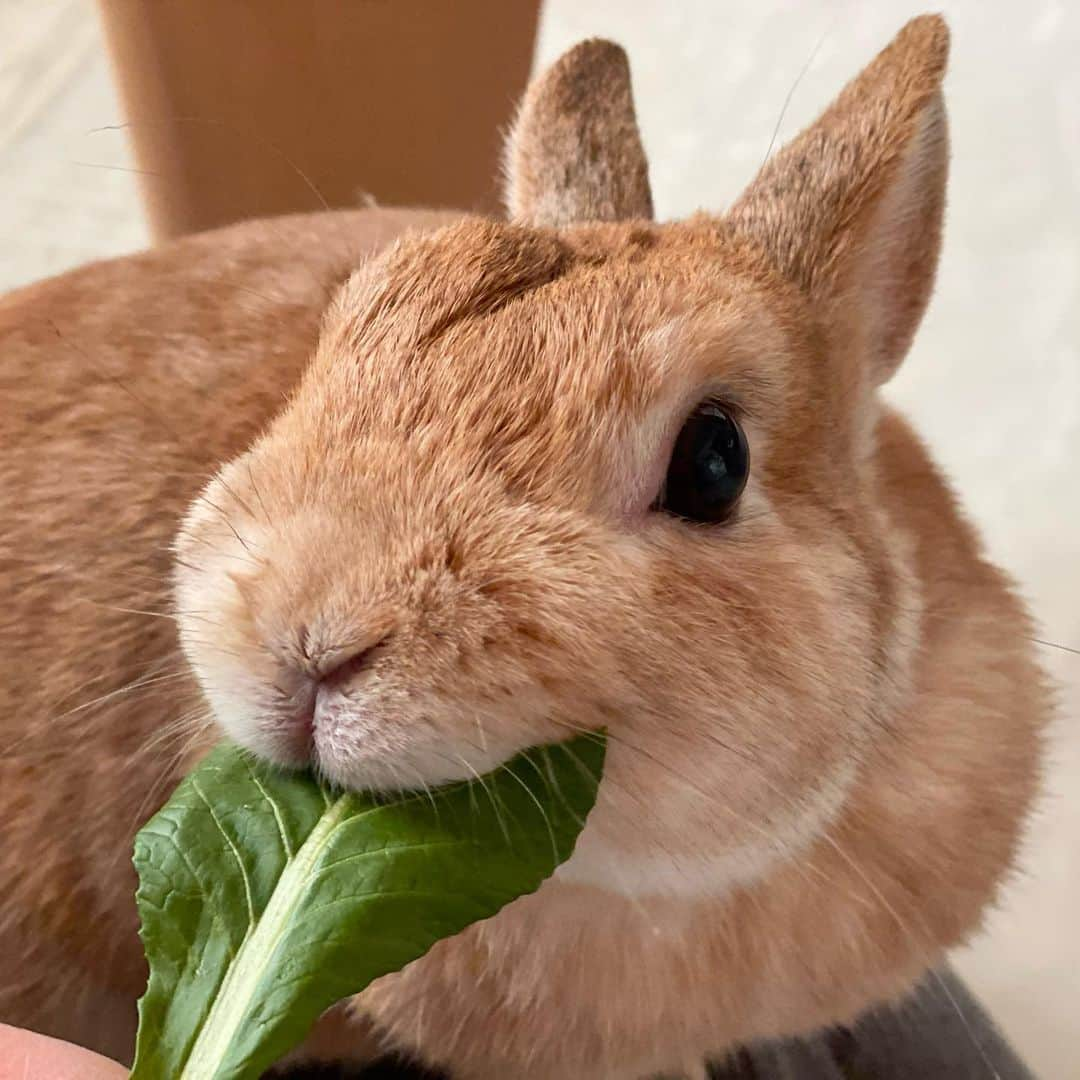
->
[657,403,749,523]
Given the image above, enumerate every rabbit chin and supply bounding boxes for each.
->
[554,759,857,900]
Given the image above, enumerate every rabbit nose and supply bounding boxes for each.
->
[308,643,384,743]
[290,623,389,683]
[313,634,389,716]
[282,636,388,754]
[317,637,385,689]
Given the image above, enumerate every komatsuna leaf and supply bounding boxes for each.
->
[130,734,605,1080]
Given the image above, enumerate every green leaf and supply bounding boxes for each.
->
[130,734,604,1080]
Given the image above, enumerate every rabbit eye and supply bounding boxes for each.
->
[657,403,749,523]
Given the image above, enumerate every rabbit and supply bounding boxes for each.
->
[0,14,1049,1080]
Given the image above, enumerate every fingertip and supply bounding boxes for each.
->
[0,1024,127,1080]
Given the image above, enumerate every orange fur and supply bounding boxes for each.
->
[0,16,1046,1079]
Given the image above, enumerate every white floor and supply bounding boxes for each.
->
[3,1,1078,1076]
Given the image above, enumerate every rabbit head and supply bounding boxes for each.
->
[176,20,982,902]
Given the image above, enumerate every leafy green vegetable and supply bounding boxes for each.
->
[130,735,604,1080]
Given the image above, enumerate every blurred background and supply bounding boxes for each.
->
[2,0,1077,1074]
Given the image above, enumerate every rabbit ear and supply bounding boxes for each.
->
[729,16,950,385]
[505,39,654,227]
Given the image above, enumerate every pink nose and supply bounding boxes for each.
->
[282,637,386,759]
[317,640,383,689]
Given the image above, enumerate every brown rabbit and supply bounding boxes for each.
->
[0,16,1047,1080]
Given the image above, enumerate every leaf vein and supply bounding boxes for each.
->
[191,777,256,929]
[246,762,295,860]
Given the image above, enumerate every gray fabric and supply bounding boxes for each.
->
[709,969,1034,1080]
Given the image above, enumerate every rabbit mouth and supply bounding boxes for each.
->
[300,697,537,795]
